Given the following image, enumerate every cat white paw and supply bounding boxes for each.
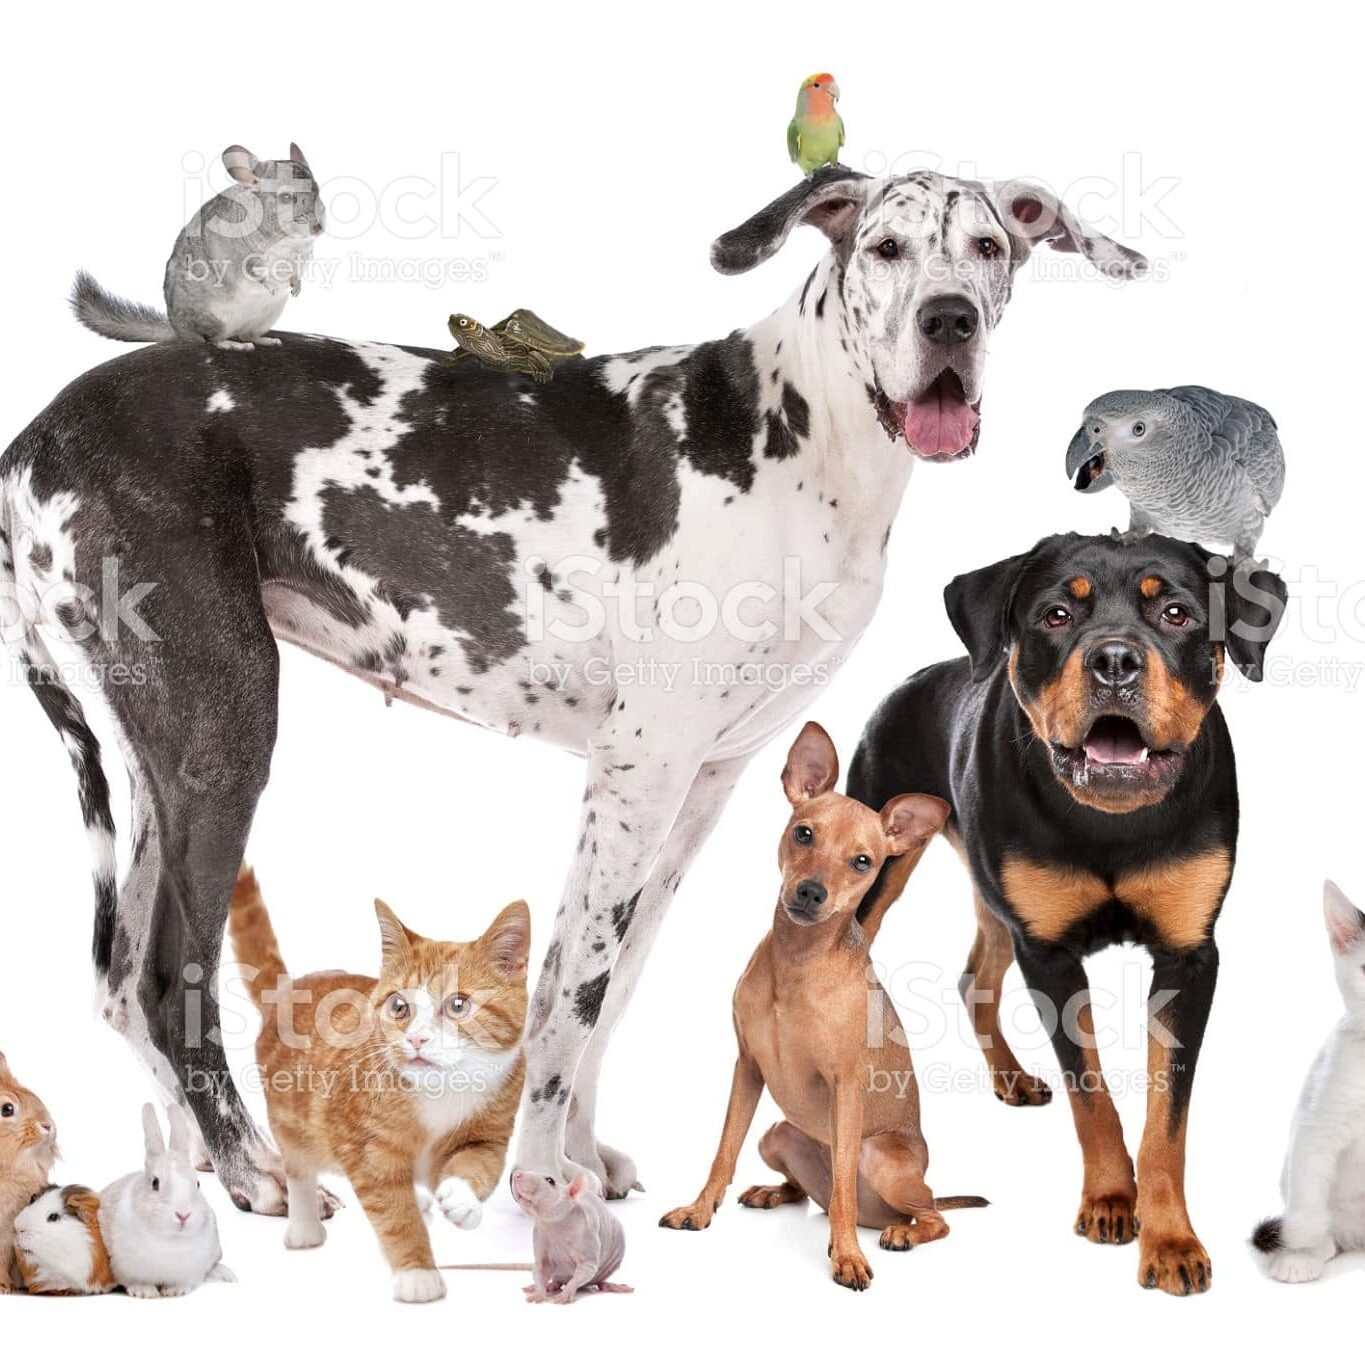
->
[392,1268,447,1304]
[285,1221,326,1250]
[1267,1248,1329,1283]
[124,1283,162,1299]
[435,1176,484,1230]
[415,1185,434,1219]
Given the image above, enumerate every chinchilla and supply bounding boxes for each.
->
[72,143,325,351]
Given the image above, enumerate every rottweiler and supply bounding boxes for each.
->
[847,532,1287,1296]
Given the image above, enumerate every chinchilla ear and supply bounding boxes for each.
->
[166,1104,190,1156]
[223,145,260,187]
[289,142,311,173]
[141,1103,165,1160]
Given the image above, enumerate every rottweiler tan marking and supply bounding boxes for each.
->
[848,532,1286,1295]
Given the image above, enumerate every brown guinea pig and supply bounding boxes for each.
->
[13,1185,116,1295]
[0,1051,59,1292]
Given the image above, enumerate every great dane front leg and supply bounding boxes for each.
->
[563,755,749,1196]
[519,743,706,1182]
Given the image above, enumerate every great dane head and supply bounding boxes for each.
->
[712,167,1147,462]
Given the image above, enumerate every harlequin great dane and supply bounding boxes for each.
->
[0,166,1145,1214]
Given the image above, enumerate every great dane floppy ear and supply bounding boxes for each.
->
[1205,552,1288,682]
[988,180,1148,279]
[944,550,1034,682]
[712,167,870,275]
[782,721,840,805]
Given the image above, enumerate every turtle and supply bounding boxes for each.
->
[491,309,584,362]
[443,313,554,382]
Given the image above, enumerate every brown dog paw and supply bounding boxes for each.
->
[1075,1191,1139,1245]
[993,1071,1053,1106]
[1139,1234,1212,1295]
[830,1248,874,1291]
[658,1200,718,1232]
[878,1224,918,1252]
[738,1182,805,1211]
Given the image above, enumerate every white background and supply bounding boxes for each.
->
[1,2,1359,1357]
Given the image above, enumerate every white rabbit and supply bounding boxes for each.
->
[99,1104,235,1298]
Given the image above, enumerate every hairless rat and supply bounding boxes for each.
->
[510,1169,633,1303]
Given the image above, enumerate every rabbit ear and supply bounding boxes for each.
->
[166,1104,190,1156]
[141,1103,165,1159]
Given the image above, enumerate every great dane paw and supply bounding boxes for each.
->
[565,1136,643,1200]
[225,1145,342,1219]
[830,1247,874,1291]
[658,1199,718,1231]
[1139,1233,1212,1295]
[1075,1191,1139,1245]
[992,1071,1053,1106]
[738,1182,805,1210]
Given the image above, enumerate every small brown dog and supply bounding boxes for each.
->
[660,722,985,1290]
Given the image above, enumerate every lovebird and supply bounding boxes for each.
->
[788,73,844,176]
[1066,385,1286,562]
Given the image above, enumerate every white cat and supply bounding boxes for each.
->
[1253,880,1365,1282]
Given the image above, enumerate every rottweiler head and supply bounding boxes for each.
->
[944,533,1288,814]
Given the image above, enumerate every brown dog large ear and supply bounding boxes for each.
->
[782,721,840,806]
[880,794,950,856]
[1205,553,1288,682]
[711,167,869,275]
[944,550,1034,682]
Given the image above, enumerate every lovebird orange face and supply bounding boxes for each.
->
[797,73,840,112]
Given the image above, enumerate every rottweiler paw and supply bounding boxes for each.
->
[831,1248,874,1291]
[658,1200,718,1231]
[992,1071,1052,1106]
[738,1182,805,1210]
[1139,1234,1212,1295]
[1075,1192,1139,1245]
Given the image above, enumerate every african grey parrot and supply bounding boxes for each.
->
[1066,385,1285,561]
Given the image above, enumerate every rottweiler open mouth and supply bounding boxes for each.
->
[1049,713,1186,793]
[1074,452,1106,490]
[875,367,981,462]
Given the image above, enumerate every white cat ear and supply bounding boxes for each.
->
[141,1103,165,1159]
[482,900,531,978]
[1323,880,1365,955]
[223,145,260,187]
[374,898,414,971]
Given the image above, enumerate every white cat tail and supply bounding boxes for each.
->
[70,269,176,343]
[1324,879,1365,955]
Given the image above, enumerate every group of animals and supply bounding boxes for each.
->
[0,71,1334,1311]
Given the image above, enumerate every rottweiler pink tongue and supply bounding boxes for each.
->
[903,375,979,456]
[1084,720,1148,766]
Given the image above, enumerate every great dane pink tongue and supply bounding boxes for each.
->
[903,388,979,456]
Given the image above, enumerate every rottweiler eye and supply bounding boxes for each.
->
[851,854,873,873]
[1162,603,1191,626]
[1131,421,1146,437]
[793,825,814,845]
[877,238,900,260]
[1042,606,1073,629]
[976,238,1001,259]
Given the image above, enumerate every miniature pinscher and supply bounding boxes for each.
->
[660,721,985,1290]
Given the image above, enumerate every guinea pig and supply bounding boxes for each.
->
[13,1185,116,1295]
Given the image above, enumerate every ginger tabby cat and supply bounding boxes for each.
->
[230,867,530,1303]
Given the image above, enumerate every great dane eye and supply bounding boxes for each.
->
[876,238,899,260]
[793,825,814,845]
[1043,606,1073,629]
[976,238,1001,259]
[1162,603,1191,626]
[1131,421,1146,437]
[852,854,873,873]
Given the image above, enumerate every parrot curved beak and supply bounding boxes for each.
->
[1067,424,1113,492]
[827,78,841,101]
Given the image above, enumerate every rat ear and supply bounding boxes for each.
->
[141,1103,165,1160]
[711,167,869,275]
[223,145,260,187]
[481,900,531,979]
[1324,880,1365,956]
[373,899,415,973]
[1205,552,1288,682]
[880,794,950,856]
[782,721,839,806]
[943,550,1033,682]
[567,1173,592,1200]
[987,179,1147,279]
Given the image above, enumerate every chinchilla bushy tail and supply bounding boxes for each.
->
[229,865,289,1007]
[0,474,118,973]
[1251,1216,1284,1254]
[70,269,176,342]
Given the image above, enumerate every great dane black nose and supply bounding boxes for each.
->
[1087,640,1146,687]
[917,294,979,345]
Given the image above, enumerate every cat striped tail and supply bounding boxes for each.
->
[229,865,290,1007]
